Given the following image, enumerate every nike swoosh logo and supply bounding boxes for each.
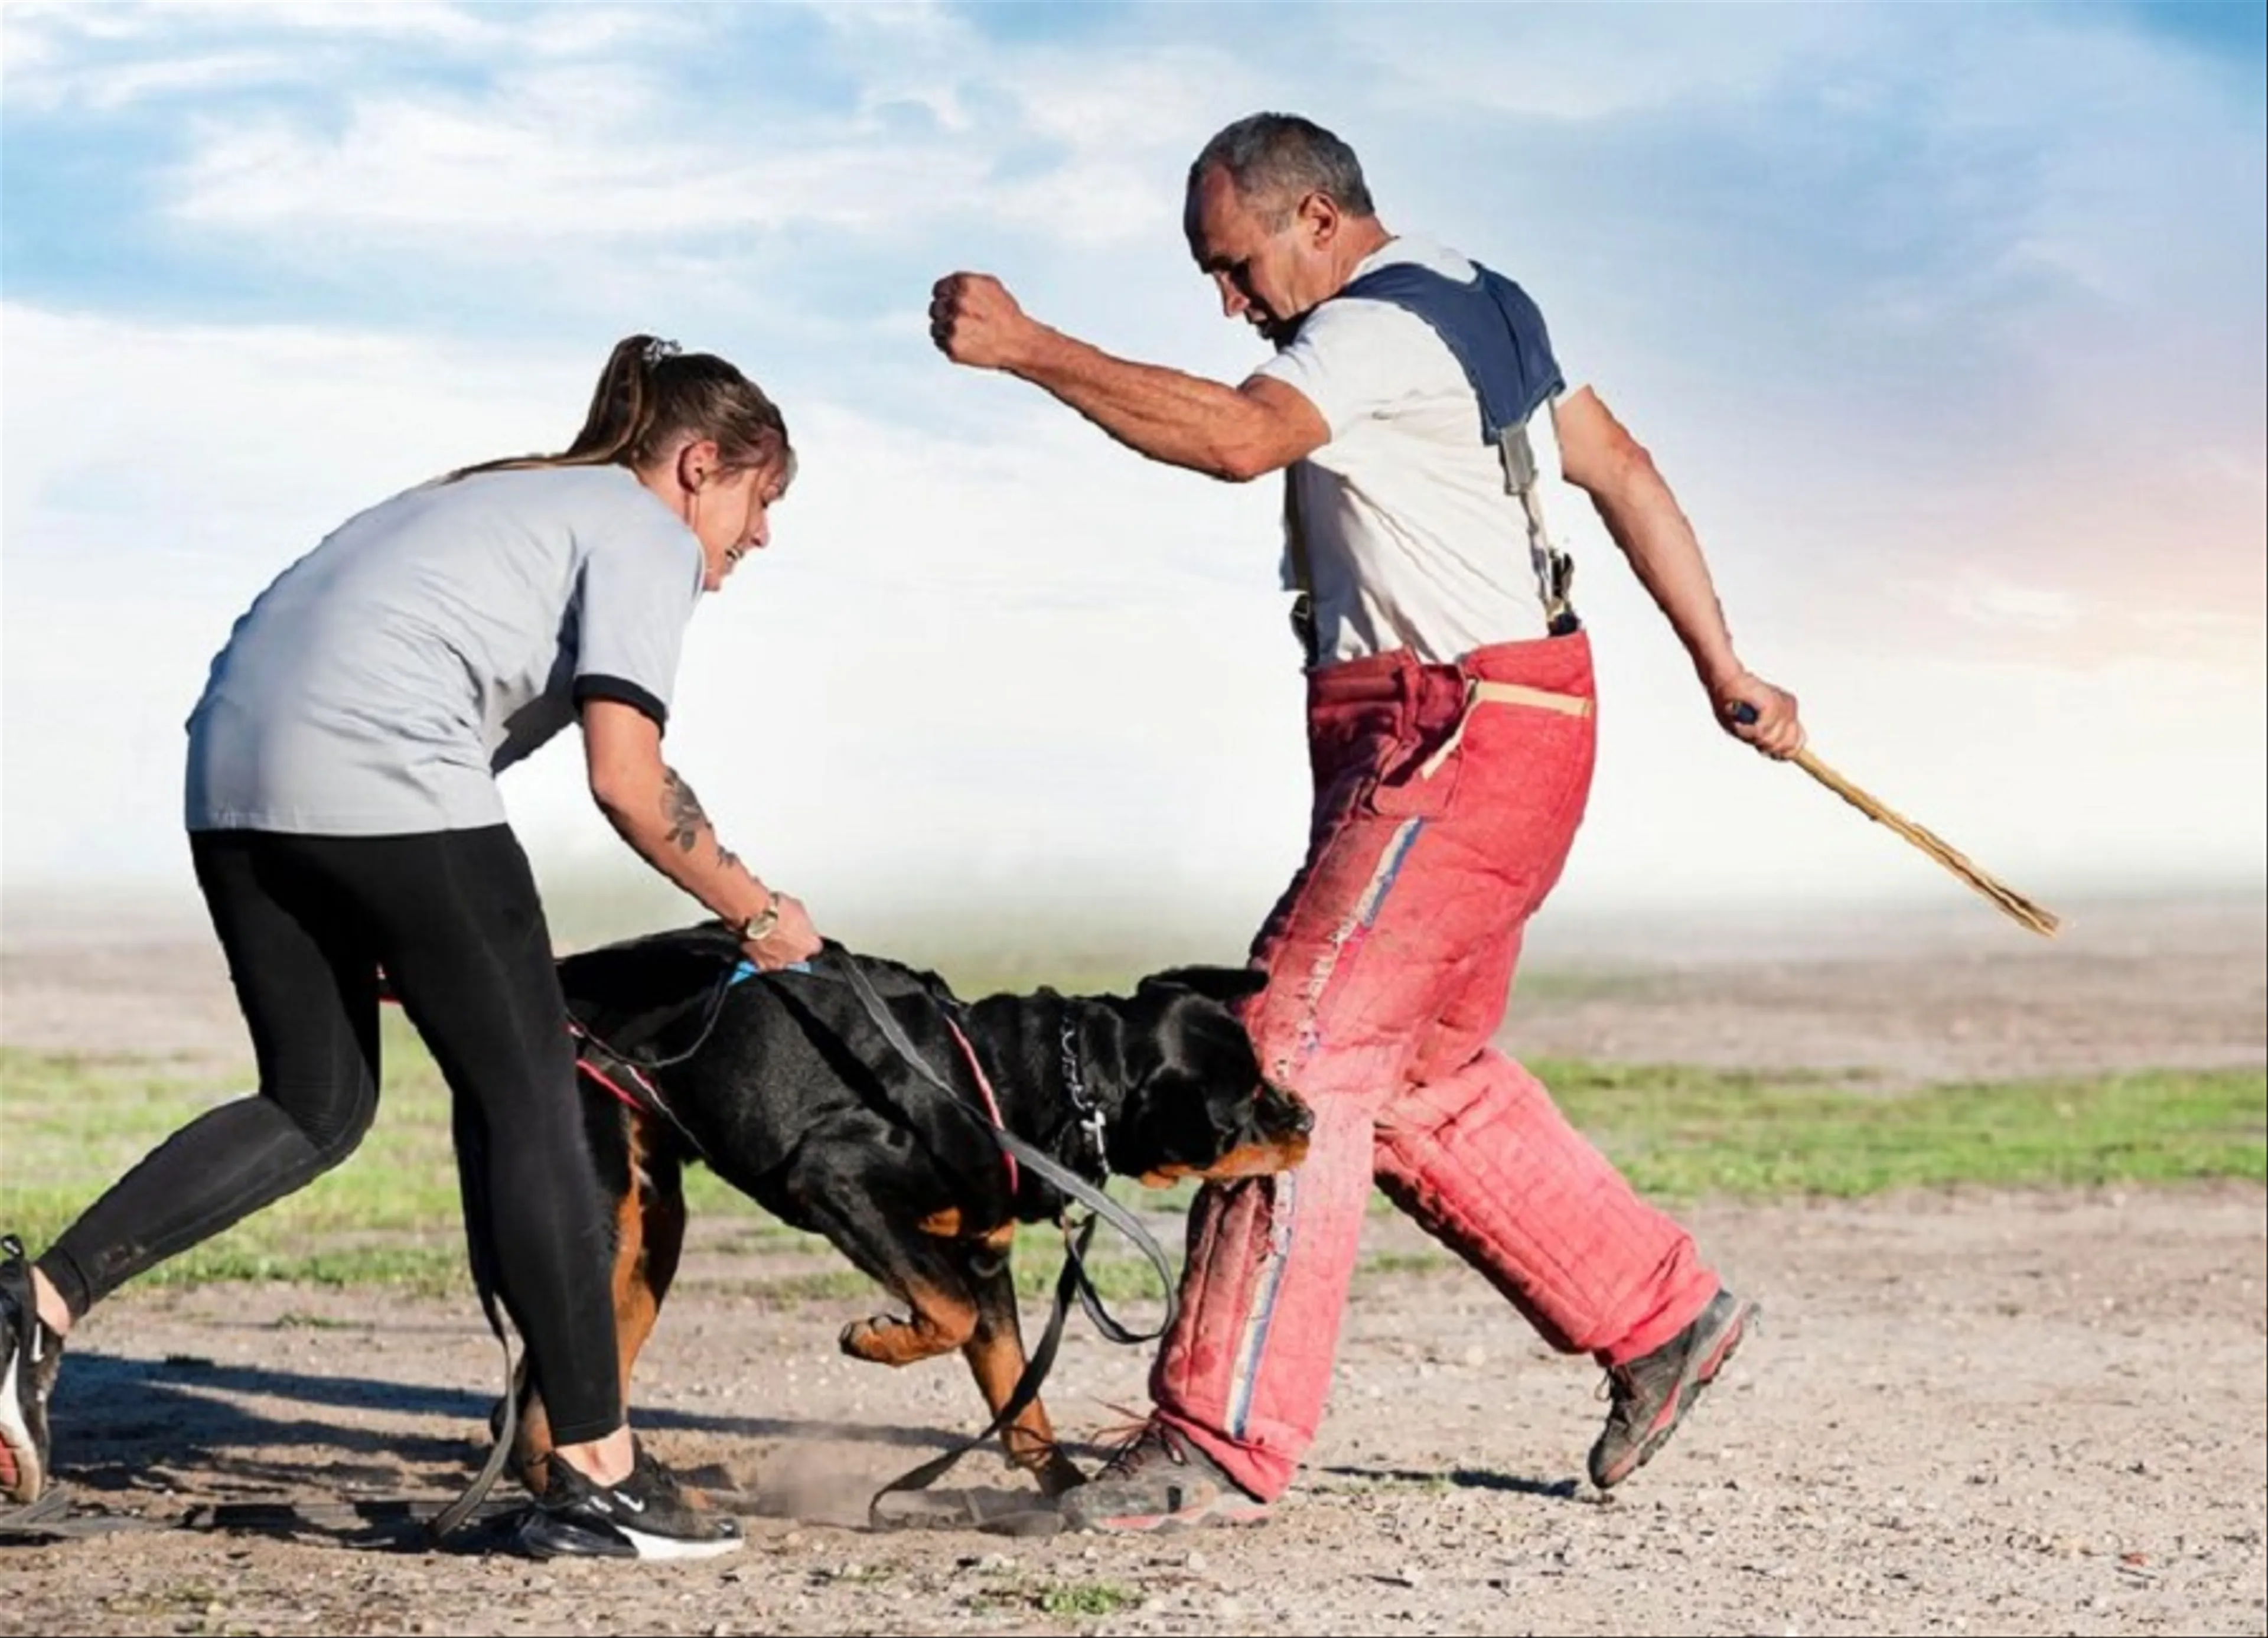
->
[611,1491,646,1514]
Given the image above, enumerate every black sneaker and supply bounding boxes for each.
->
[1589,1288,1755,1489]
[512,1441,742,1562]
[1,1235,63,1506]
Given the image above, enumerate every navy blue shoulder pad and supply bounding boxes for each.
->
[1329,260,1565,442]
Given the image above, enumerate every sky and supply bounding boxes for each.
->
[3,1,2263,953]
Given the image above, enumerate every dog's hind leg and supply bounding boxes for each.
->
[614,1116,687,1423]
[960,1227,1086,1497]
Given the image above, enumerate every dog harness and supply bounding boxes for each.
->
[942,1015,1019,1194]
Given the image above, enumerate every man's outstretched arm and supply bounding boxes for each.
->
[930,271,1327,481]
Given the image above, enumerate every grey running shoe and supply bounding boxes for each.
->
[1590,1289,1756,1489]
[1058,1421,1270,1533]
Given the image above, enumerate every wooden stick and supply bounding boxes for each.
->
[1788,747,2062,937]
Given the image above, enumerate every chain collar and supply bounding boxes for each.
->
[1059,1013,1108,1171]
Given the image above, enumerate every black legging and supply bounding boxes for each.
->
[40,825,624,1445]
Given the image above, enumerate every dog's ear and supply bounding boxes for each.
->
[1138,965,1267,1007]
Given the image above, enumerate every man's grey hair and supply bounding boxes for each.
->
[1188,113,1376,226]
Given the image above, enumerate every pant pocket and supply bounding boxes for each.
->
[1366,698,1475,820]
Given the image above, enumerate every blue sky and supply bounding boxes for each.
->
[4,2,2263,947]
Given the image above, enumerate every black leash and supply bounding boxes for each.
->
[0,1487,152,1541]
[863,1213,1097,1531]
[0,1484,529,1546]
[827,958,1181,1527]
[419,1289,518,1548]
[421,1101,527,1549]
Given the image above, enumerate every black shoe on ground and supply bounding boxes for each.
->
[512,1441,742,1562]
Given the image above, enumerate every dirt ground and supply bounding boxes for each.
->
[1,890,2263,1637]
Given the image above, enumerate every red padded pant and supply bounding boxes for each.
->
[1151,632,1719,1500]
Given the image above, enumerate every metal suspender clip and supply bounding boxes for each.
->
[1497,420,1582,636]
[1496,422,1538,496]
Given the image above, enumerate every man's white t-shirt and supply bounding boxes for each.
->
[1252,236,1586,666]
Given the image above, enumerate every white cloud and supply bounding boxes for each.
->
[1,2,680,113]
[168,70,996,240]
[1343,1,1878,122]
[148,27,1257,253]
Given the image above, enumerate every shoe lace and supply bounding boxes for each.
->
[1089,1408,1184,1481]
[1596,1362,1645,1427]
[627,1442,695,1507]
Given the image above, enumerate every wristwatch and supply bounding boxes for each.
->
[737,893,781,943]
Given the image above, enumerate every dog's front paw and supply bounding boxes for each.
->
[1037,1454,1089,1499]
[840,1315,901,1362]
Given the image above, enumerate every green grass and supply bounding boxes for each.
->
[1536,1058,2267,1199]
[3,1026,2259,1294]
[1037,1581,1140,1618]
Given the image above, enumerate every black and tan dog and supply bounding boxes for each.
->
[509,926,1312,1499]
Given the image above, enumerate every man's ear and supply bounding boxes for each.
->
[1138,965,1267,1007]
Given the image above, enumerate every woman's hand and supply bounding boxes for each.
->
[741,891,822,970]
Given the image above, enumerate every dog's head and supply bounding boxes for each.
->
[1096,965,1312,1188]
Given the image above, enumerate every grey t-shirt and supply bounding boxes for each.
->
[185,464,705,835]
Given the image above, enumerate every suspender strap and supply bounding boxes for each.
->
[1283,473,1320,667]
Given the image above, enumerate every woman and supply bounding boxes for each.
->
[0,334,819,1560]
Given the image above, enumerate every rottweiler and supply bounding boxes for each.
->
[507,926,1313,1499]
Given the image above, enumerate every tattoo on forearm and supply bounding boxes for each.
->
[660,767,708,853]
[716,841,742,873]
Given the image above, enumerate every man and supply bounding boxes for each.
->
[930,112,1804,1532]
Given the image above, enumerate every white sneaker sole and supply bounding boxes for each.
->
[516,1509,744,1562]
[615,1523,745,1562]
